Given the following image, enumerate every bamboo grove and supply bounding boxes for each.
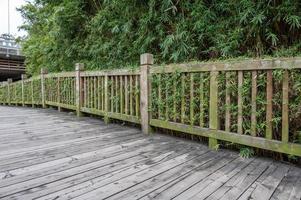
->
[18,0,301,75]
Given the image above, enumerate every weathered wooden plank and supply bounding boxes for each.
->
[247,163,290,200]
[142,152,236,200]
[150,57,301,74]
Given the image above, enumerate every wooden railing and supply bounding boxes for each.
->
[0,54,300,157]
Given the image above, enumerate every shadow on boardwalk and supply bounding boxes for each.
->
[0,106,300,200]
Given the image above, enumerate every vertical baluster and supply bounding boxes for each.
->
[165,75,169,121]
[199,73,204,127]
[90,77,93,108]
[70,78,72,104]
[225,73,231,132]
[237,71,243,134]
[158,74,162,119]
[190,73,195,125]
[251,71,257,137]
[266,70,273,140]
[120,76,124,114]
[111,76,114,112]
[31,79,34,107]
[173,75,177,122]
[87,76,91,108]
[84,77,87,108]
[57,77,60,111]
[104,75,110,123]
[94,77,97,109]
[282,70,289,142]
[102,76,105,111]
[135,75,139,117]
[130,75,133,116]
[97,77,101,110]
[125,76,128,114]
[181,74,185,124]
[115,76,118,113]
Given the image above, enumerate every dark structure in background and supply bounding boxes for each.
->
[0,34,25,82]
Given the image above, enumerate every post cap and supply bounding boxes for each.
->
[140,53,154,65]
[21,74,27,80]
[40,68,48,74]
[75,63,85,71]
[7,78,12,83]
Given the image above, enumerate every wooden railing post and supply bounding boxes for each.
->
[75,63,84,117]
[40,68,48,108]
[140,53,153,134]
[209,71,219,149]
[104,74,110,124]
[7,78,12,106]
[21,74,26,106]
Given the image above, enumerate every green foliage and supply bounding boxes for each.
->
[19,0,301,75]
[239,147,255,158]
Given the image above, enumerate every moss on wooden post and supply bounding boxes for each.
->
[7,78,12,106]
[209,71,219,149]
[140,53,153,134]
[75,63,84,117]
[41,68,48,108]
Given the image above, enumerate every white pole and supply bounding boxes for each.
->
[6,0,10,58]
[8,0,10,35]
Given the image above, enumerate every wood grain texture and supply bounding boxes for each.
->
[0,106,297,200]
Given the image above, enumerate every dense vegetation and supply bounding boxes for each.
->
[19,0,301,74]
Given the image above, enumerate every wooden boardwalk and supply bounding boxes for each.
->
[0,106,300,200]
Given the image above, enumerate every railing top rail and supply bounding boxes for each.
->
[151,57,301,74]
[81,68,140,77]
[45,72,75,78]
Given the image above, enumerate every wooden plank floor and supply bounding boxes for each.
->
[0,106,300,200]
